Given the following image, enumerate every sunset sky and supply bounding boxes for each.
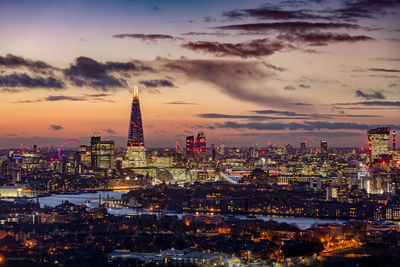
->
[0,0,399,149]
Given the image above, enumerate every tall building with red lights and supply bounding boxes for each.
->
[123,86,147,168]
[195,132,206,153]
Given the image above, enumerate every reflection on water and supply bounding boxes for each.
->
[38,191,347,229]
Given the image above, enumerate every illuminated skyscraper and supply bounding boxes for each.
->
[368,127,390,160]
[186,135,194,156]
[195,132,206,153]
[123,86,147,168]
[90,134,115,170]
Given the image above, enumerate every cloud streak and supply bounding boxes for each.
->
[113,33,175,41]
[0,54,54,71]
[182,39,287,58]
[223,7,324,20]
[197,113,310,120]
[216,22,360,33]
[49,124,63,131]
[355,90,385,100]
[139,79,174,88]
[336,101,400,106]
[216,121,398,131]
[369,68,400,73]
[0,73,64,89]
[278,32,374,46]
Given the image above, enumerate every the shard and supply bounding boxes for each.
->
[123,86,147,168]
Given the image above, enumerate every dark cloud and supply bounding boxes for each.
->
[252,109,307,116]
[369,68,400,73]
[181,32,230,37]
[139,79,174,88]
[299,84,311,88]
[104,61,152,72]
[334,0,400,20]
[355,90,385,100]
[46,95,87,101]
[389,83,397,87]
[368,74,400,79]
[331,114,379,118]
[278,32,374,46]
[0,54,53,71]
[332,106,397,110]
[197,113,310,120]
[64,57,150,90]
[290,102,314,106]
[223,7,325,20]
[182,39,287,58]
[216,22,359,33]
[165,101,198,105]
[284,85,296,90]
[5,134,18,137]
[0,73,64,89]
[113,33,175,41]
[263,62,286,72]
[64,57,123,89]
[336,101,400,106]
[49,124,63,131]
[216,121,398,131]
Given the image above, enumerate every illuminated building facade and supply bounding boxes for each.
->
[90,134,115,170]
[368,127,390,160]
[186,135,195,156]
[123,86,147,168]
[195,132,206,153]
[76,145,91,173]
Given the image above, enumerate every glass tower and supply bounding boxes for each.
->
[123,86,147,168]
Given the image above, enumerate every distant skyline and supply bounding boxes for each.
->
[1,0,399,149]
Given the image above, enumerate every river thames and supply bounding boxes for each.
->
[37,191,347,229]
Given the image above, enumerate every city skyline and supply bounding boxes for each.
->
[1,0,400,148]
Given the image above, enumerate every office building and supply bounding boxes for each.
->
[195,132,206,153]
[186,135,195,156]
[368,127,390,160]
[91,134,115,170]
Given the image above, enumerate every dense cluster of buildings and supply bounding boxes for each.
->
[0,87,400,265]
